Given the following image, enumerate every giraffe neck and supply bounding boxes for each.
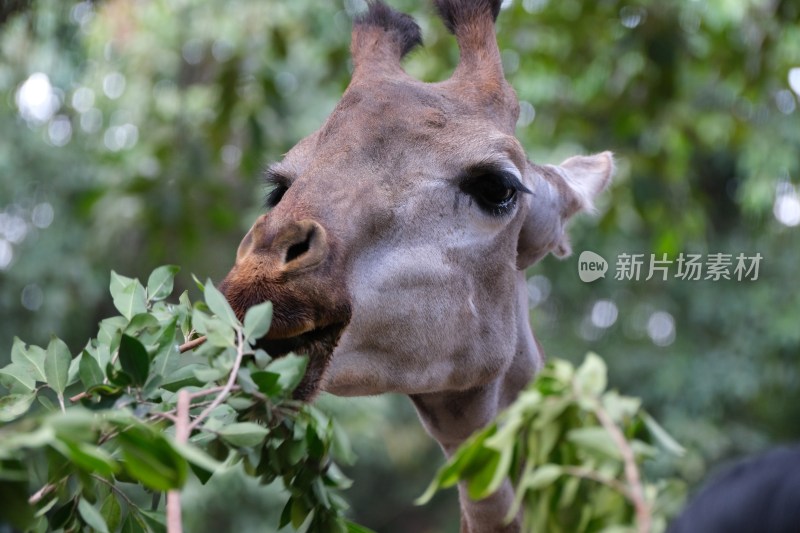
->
[409,271,542,532]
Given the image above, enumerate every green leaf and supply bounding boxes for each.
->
[192,309,235,348]
[193,366,228,382]
[139,510,167,533]
[602,391,642,423]
[559,475,581,509]
[147,265,180,302]
[171,441,222,474]
[161,364,205,392]
[121,513,147,533]
[642,412,686,456]
[567,427,622,460]
[525,464,563,490]
[124,314,161,345]
[150,319,179,382]
[416,425,496,504]
[110,271,147,320]
[67,352,81,387]
[244,301,273,341]
[51,439,119,477]
[0,364,35,392]
[45,336,71,395]
[265,354,308,395]
[480,418,522,498]
[118,334,150,386]
[253,349,270,369]
[34,496,59,518]
[47,409,97,439]
[98,317,126,349]
[100,494,122,533]
[1,428,45,458]
[250,370,281,397]
[574,352,607,404]
[218,422,269,447]
[279,498,292,529]
[78,498,110,533]
[537,420,561,463]
[106,365,133,387]
[204,280,240,328]
[191,274,205,292]
[291,496,310,529]
[0,393,36,422]
[11,337,47,383]
[117,426,187,491]
[79,351,105,389]
[465,447,503,500]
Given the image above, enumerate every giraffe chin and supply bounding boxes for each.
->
[254,322,348,402]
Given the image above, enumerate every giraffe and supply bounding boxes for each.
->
[219,1,613,530]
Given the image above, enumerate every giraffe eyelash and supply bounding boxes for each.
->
[264,168,291,208]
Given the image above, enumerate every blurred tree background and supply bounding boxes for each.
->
[0,0,798,531]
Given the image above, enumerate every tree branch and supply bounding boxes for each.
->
[188,329,244,432]
[167,389,190,533]
[593,402,651,533]
[179,336,206,353]
[28,481,57,505]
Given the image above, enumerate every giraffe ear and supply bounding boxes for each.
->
[516,152,613,269]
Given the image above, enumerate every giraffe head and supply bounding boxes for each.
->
[219,0,613,401]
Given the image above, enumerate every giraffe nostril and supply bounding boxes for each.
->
[285,226,313,263]
[281,220,327,271]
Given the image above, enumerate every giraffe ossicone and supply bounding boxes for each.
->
[220,1,613,530]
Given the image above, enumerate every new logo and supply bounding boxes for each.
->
[578,251,608,283]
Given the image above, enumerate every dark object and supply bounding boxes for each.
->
[669,446,800,533]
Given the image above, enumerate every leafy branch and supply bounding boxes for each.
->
[418,353,687,533]
[0,266,366,533]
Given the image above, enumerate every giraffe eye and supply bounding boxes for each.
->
[473,179,516,206]
[265,184,288,208]
[461,171,529,216]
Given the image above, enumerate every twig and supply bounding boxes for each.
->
[69,391,89,402]
[28,482,57,505]
[593,402,651,533]
[187,384,232,400]
[167,390,190,533]
[187,329,245,432]
[179,336,207,353]
[91,474,140,511]
[150,412,178,423]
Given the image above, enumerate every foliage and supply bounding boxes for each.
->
[419,354,686,533]
[0,266,364,533]
[0,264,684,532]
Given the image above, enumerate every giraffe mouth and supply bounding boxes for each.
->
[254,321,348,401]
[218,266,352,402]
